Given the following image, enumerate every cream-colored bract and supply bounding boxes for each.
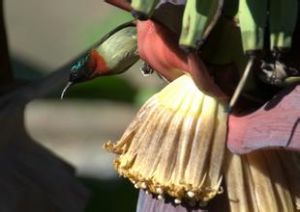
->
[104,74,300,210]
[105,75,228,203]
[225,150,300,211]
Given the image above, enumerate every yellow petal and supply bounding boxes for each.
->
[224,150,300,211]
[105,75,228,203]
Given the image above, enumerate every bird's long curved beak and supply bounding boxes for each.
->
[60,81,73,100]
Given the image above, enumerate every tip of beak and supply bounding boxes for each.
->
[60,81,73,100]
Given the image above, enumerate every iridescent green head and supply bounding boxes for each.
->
[69,53,92,83]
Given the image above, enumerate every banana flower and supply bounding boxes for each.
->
[108,18,300,211]
[69,1,300,211]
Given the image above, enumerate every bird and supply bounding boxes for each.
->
[63,17,227,103]
[69,21,139,83]
[61,21,139,99]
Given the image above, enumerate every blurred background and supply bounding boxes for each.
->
[4,0,165,211]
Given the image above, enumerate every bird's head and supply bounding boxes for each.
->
[61,21,138,99]
[69,53,93,83]
[69,50,110,84]
[60,50,109,99]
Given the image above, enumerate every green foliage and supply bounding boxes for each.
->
[134,87,160,106]
[66,76,138,103]
[86,12,132,47]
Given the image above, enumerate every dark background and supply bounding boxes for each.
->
[4,0,164,211]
